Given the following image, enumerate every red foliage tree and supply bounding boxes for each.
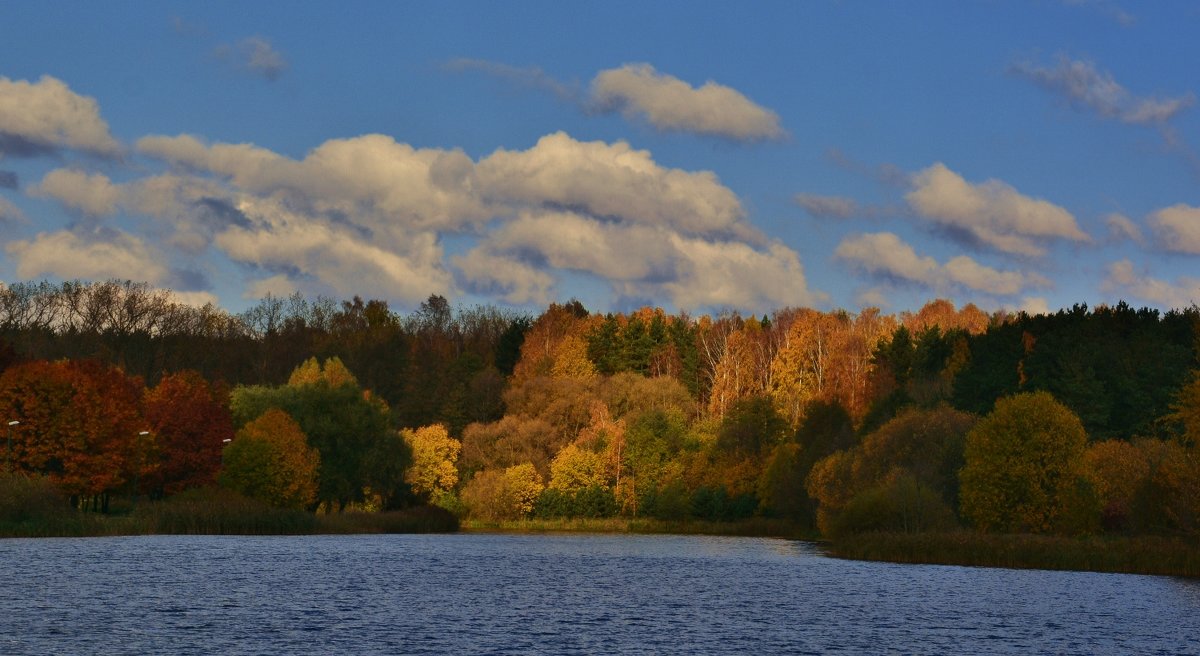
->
[142,369,234,497]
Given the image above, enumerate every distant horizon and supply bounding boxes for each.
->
[1,2,1198,317]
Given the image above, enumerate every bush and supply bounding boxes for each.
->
[0,472,70,525]
[830,472,957,537]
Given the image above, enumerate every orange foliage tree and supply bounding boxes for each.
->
[0,360,144,509]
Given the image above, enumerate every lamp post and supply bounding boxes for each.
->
[6,420,18,470]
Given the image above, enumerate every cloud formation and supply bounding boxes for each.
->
[32,169,121,216]
[1148,203,1200,254]
[7,229,169,283]
[0,195,24,223]
[131,129,812,310]
[1012,55,1191,126]
[1104,259,1200,309]
[448,59,783,141]
[906,163,1089,256]
[835,231,1049,296]
[590,64,783,140]
[0,75,120,156]
[217,36,287,81]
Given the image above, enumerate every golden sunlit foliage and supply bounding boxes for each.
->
[403,424,460,501]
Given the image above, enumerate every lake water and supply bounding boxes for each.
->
[0,533,1197,654]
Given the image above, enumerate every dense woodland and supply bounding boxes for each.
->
[1,279,1199,538]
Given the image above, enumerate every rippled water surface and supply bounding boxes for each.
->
[1,533,1197,654]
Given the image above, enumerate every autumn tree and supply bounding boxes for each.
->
[403,424,460,502]
[142,370,234,497]
[219,409,320,509]
[231,359,404,511]
[461,463,544,521]
[960,392,1094,534]
[0,359,144,511]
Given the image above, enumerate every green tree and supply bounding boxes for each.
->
[220,409,320,510]
[960,391,1092,534]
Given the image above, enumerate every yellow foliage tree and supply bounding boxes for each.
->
[287,356,360,388]
[548,443,608,492]
[461,462,545,521]
[402,424,461,500]
[960,392,1091,534]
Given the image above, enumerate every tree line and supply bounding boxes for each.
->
[1,279,1198,540]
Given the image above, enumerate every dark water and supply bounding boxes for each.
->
[0,533,1197,655]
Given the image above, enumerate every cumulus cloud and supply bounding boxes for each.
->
[793,193,858,220]
[1012,55,1191,126]
[212,195,456,303]
[590,63,783,140]
[450,59,783,141]
[476,132,749,239]
[134,129,807,311]
[1104,259,1200,309]
[6,229,169,283]
[0,75,120,157]
[835,232,1049,296]
[1148,203,1200,254]
[459,209,822,311]
[1105,213,1145,244]
[32,169,121,216]
[217,36,288,81]
[906,163,1089,256]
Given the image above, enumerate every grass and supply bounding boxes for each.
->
[825,530,1200,578]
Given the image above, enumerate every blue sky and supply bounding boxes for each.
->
[1,1,1198,316]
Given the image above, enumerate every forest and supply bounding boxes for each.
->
[1,278,1199,542]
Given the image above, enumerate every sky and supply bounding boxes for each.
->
[1,1,1199,317]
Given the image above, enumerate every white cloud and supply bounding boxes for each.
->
[243,274,297,300]
[6,229,169,283]
[1104,259,1200,309]
[452,248,556,306]
[1148,203,1200,254]
[1020,296,1052,316]
[836,231,1049,296]
[212,195,455,303]
[32,169,121,216]
[855,287,891,309]
[1012,55,1191,126]
[167,290,221,308]
[590,63,783,140]
[462,209,821,312]
[906,163,1089,256]
[135,129,804,311]
[0,75,120,156]
[794,193,858,220]
[476,131,749,239]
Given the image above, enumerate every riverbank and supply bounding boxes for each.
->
[826,531,1200,578]
[0,486,458,538]
[461,518,1200,578]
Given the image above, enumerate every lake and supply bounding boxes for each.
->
[0,533,1196,654]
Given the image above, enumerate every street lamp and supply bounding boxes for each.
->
[5,420,18,470]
